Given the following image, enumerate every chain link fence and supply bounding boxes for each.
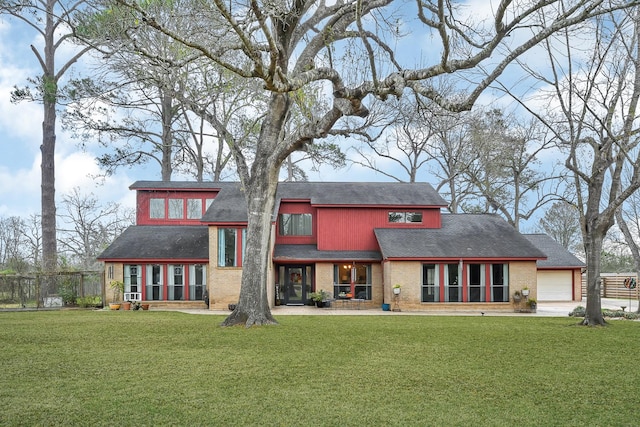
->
[0,271,103,309]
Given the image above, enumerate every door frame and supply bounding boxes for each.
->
[281,264,314,305]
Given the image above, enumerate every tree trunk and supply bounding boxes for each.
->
[40,0,59,304]
[582,232,606,325]
[160,90,174,181]
[220,172,279,327]
[221,94,290,327]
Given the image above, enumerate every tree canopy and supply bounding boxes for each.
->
[74,0,637,326]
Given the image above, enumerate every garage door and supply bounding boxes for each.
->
[537,270,573,301]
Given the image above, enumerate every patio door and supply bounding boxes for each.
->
[283,265,312,305]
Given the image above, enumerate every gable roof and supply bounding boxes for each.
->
[200,181,447,223]
[374,214,547,260]
[523,234,585,268]
[97,226,209,260]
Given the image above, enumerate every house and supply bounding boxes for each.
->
[523,234,584,302]
[98,181,558,311]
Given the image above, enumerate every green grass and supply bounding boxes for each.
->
[0,311,638,426]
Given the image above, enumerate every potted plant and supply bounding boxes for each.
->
[109,280,124,310]
[393,284,402,295]
[527,298,537,311]
[521,287,530,297]
[310,290,329,308]
[512,290,522,302]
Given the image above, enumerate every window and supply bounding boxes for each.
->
[124,265,141,294]
[422,264,439,302]
[146,265,163,300]
[468,264,485,302]
[279,213,312,236]
[333,264,372,300]
[168,199,184,219]
[189,265,206,301]
[150,199,165,219]
[491,264,509,302]
[218,228,246,267]
[445,263,461,302]
[187,199,203,219]
[388,211,423,223]
[168,265,184,300]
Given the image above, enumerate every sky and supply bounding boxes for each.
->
[0,1,573,230]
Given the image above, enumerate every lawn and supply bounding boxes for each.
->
[0,310,638,426]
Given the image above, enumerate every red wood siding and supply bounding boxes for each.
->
[136,190,219,225]
[317,207,441,251]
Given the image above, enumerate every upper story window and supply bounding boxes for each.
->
[147,195,211,221]
[150,199,165,219]
[187,199,203,219]
[388,211,423,223]
[279,213,312,236]
[168,199,184,219]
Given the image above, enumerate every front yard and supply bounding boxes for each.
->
[0,310,638,426]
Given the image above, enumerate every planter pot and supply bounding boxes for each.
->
[513,295,522,303]
[109,303,121,310]
[393,288,401,295]
[521,289,530,297]
[382,303,391,311]
[141,304,150,310]
[122,301,132,310]
[315,301,325,308]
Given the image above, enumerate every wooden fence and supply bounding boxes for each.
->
[581,273,640,299]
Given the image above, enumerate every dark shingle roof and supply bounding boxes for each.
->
[130,181,230,191]
[276,182,448,206]
[273,244,381,262]
[97,226,208,260]
[523,234,585,268]
[374,214,547,259]
[200,181,447,223]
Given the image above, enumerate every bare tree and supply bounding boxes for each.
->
[0,216,29,272]
[57,187,134,270]
[92,0,636,326]
[518,9,640,325]
[539,201,583,255]
[464,110,561,231]
[1,0,93,275]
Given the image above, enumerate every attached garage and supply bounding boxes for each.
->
[537,270,574,301]
[524,234,585,302]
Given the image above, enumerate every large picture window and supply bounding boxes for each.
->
[124,265,141,295]
[168,265,184,300]
[491,264,509,302]
[422,264,439,302]
[218,228,246,267]
[279,213,312,236]
[445,263,461,302]
[468,264,485,302]
[146,264,163,300]
[189,265,206,301]
[333,264,372,300]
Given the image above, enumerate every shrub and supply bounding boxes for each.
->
[77,296,102,308]
[569,306,585,317]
